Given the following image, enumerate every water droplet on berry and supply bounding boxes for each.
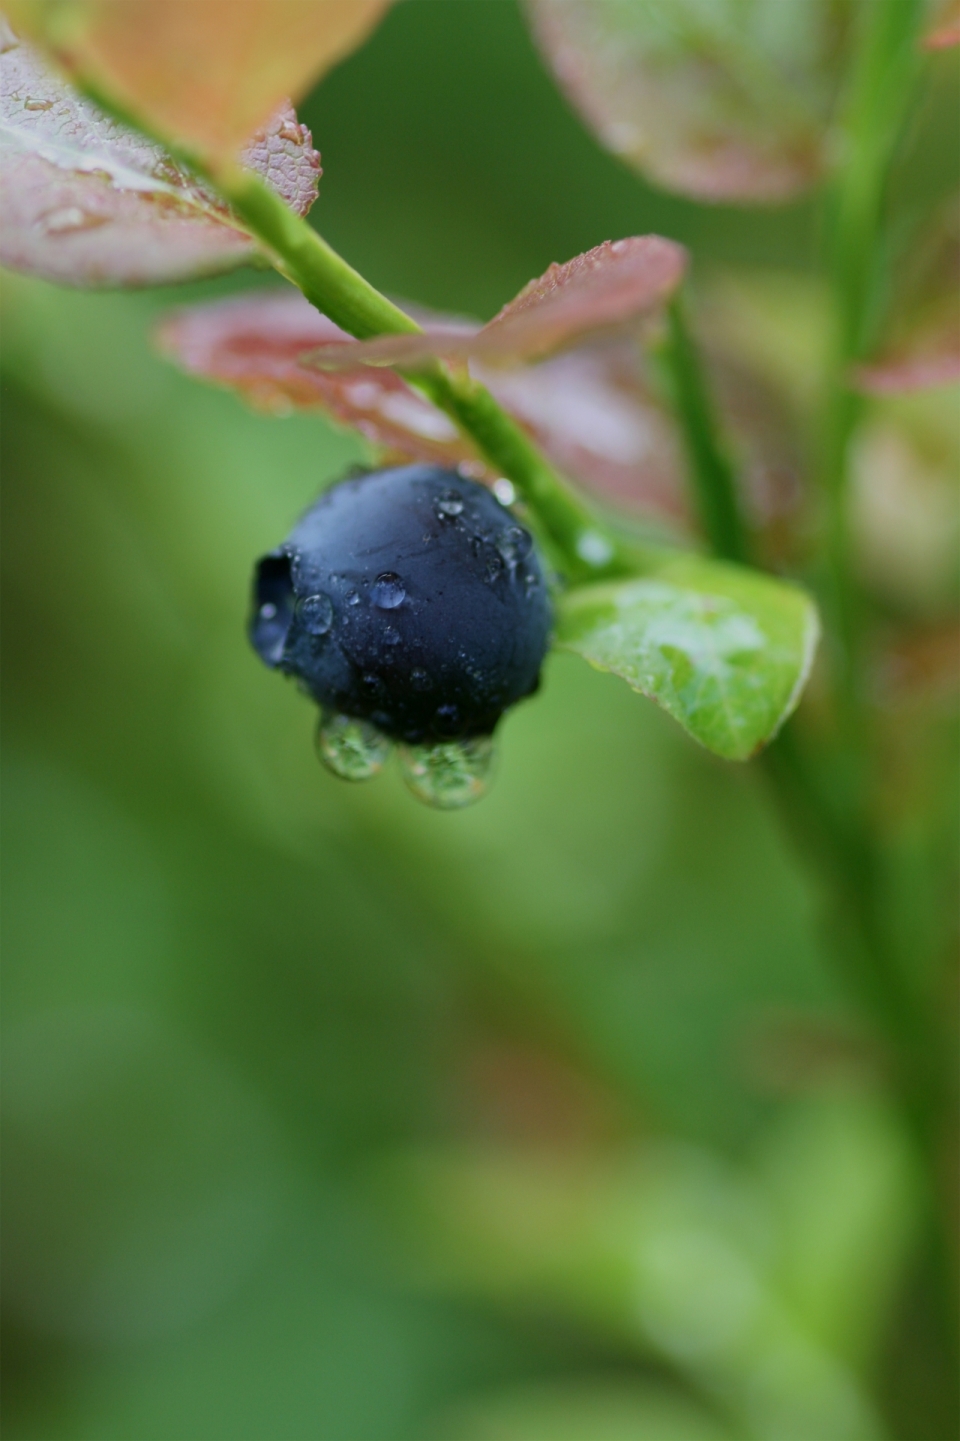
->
[435,489,464,518]
[410,668,431,691]
[296,592,333,635]
[496,526,532,568]
[315,711,391,781]
[346,590,360,606]
[398,735,495,809]
[383,626,401,646]
[372,572,405,609]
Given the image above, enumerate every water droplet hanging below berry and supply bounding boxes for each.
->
[398,735,495,809]
[315,711,391,781]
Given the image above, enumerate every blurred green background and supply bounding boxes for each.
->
[2,4,957,1439]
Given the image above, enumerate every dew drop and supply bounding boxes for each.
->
[315,711,391,782]
[496,525,532,567]
[484,554,505,583]
[40,206,109,235]
[398,735,495,809]
[410,667,431,692]
[435,488,464,518]
[372,572,405,609]
[346,590,361,606]
[383,625,401,646]
[296,592,333,635]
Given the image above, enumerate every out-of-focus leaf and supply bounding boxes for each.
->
[556,557,819,760]
[4,0,391,164]
[480,339,689,526]
[523,0,852,203]
[923,0,960,49]
[434,1378,733,1441]
[851,390,960,617]
[157,288,692,518]
[156,289,482,469]
[0,24,321,285]
[386,1143,883,1441]
[306,237,688,367]
[854,197,960,395]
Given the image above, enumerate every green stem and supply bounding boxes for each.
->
[821,0,924,714]
[660,294,750,564]
[214,163,644,586]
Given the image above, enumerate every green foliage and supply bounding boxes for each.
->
[556,558,818,760]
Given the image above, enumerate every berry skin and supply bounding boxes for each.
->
[249,464,553,743]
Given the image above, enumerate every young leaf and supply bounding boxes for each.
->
[556,555,819,760]
[157,288,694,524]
[157,290,482,471]
[304,237,688,368]
[478,340,689,526]
[523,0,852,203]
[0,24,321,285]
[5,0,391,164]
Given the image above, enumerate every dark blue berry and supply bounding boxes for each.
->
[250,465,552,742]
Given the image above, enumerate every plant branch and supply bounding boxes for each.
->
[821,0,925,714]
[213,162,646,586]
[659,294,750,564]
[59,75,647,587]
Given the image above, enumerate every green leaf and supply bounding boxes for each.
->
[555,556,819,760]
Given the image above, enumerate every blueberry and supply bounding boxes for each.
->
[249,464,552,743]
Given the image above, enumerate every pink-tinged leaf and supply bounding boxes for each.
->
[306,237,688,369]
[854,351,960,396]
[158,288,693,529]
[156,289,484,471]
[477,342,689,524]
[923,0,960,49]
[523,0,853,203]
[0,24,321,285]
[5,0,391,164]
[854,197,960,396]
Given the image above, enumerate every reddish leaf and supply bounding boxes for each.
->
[0,24,321,285]
[156,289,483,471]
[854,198,960,396]
[478,341,688,524]
[305,237,688,369]
[5,0,391,164]
[157,287,692,529]
[923,0,960,50]
[523,0,852,203]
